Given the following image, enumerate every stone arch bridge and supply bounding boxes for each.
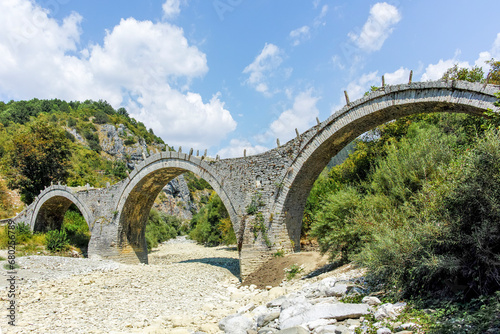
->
[12,80,500,278]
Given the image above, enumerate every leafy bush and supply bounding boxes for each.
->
[93,110,110,124]
[62,208,90,249]
[45,230,69,252]
[310,186,364,262]
[67,117,77,127]
[189,192,235,246]
[145,209,182,251]
[124,136,136,146]
[15,222,32,244]
[285,264,304,280]
[356,128,500,300]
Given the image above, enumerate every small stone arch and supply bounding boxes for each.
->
[114,151,238,264]
[275,81,500,248]
[30,186,93,232]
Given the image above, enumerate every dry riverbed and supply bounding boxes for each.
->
[0,237,364,333]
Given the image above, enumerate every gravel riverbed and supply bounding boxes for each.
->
[0,237,364,333]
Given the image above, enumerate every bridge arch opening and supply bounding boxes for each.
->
[278,87,499,252]
[33,195,91,255]
[115,158,239,266]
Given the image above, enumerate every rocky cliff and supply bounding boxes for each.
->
[81,122,196,221]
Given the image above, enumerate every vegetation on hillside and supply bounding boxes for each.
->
[303,62,500,333]
[0,98,166,211]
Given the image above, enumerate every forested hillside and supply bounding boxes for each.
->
[0,98,168,215]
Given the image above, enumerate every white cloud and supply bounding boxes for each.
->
[216,139,268,159]
[421,33,500,81]
[331,71,378,113]
[290,26,311,46]
[348,2,401,52]
[268,89,320,143]
[346,71,379,100]
[0,0,236,150]
[243,43,283,96]
[162,0,183,19]
[313,5,329,27]
[420,58,470,81]
[475,32,500,71]
[384,67,411,85]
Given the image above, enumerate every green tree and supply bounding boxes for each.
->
[4,121,72,204]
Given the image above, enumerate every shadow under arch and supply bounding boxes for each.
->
[114,153,239,264]
[31,188,92,232]
[275,81,500,248]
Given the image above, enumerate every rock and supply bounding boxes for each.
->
[238,303,256,314]
[219,314,254,334]
[231,290,247,301]
[280,303,370,329]
[362,296,382,306]
[315,325,340,334]
[169,329,191,334]
[275,326,309,334]
[259,328,279,334]
[199,323,220,334]
[257,312,280,327]
[377,328,392,334]
[268,287,287,299]
[374,302,407,321]
[325,284,348,297]
[267,296,288,308]
[398,323,419,331]
[305,318,335,331]
[171,316,192,327]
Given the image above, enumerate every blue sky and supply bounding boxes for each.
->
[1,0,499,157]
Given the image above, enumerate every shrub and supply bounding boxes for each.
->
[93,110,110,124]
[45,230,69,252]
[67,117,76,127]
[145,209,181,251]
[189,192,234,246]
[124,136,136,146]
[62,208,90,249]
[15,222,32,244]
[310,186,364,262]
[285,264,304,280]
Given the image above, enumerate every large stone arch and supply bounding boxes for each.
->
[30,185,93,232]
[114,151,238,264]
[274,81,500,248]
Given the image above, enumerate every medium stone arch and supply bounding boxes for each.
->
[114,151,238,264]
[275,81,500,248]
[30,186,93,232]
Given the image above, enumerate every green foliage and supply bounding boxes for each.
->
[429,292,500,333]
[251,212,271,247]
[310,186,364,262]
[67,117,77,128]
[3,120,72,204]
[284,263,304,280]
[486,59,500,85]
[62,206,90,249]
[246,192,264,215]
[442,64,485,82]
[124,136,136,146]
[185,172,213,192]
[189,192,235,246]
[14,222,32,244]
[145,208,182,251]
[93,110,110,124]
[45,230,69,252]
[273,249,285,257]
